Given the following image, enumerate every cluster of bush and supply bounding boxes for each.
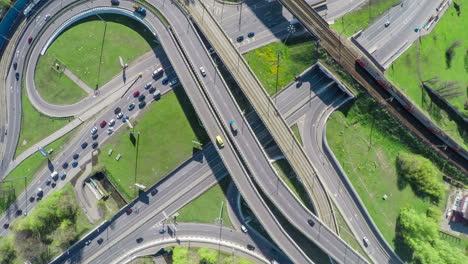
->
[0,188,79,264]
[397,206,467,264]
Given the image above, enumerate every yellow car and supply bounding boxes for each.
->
[216,136,224,148]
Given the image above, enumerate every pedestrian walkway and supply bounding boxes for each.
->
[2,119,82,177]
[63,68,94,94]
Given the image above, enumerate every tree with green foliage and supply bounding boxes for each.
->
[197,247,218,263]
[0,237,16,264]
[397,206,467,264]
[9,188,79,263]
[397,152,445,202]
[172,246,189,264]
[426,207,441,221]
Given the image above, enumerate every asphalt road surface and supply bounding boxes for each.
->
[355,0,444,68]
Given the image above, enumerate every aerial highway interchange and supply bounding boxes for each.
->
[0,0,466,264]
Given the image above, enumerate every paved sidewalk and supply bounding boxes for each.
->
[63,68,94,94]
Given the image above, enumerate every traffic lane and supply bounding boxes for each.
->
[326,0,366,21]
[154,2,313,262]
[303,95,394,263]
[62,172,224,264]
[275,70,333,115]
[74,162,227,262]
[183,11,363,264]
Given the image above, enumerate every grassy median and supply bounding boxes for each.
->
[98,89,208,201]
[244,39,317,95]
[177,177,233,228]
[15,89,73,156]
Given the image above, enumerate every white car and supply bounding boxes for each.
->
[91,127,98,135]
[363,236,369,247]
[117,112,123,119]
[240,225,248,233]
[44,14,51,21]
[199,67,206,77]
[108,119,115,127]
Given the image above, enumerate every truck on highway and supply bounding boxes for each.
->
[133,4,146,15]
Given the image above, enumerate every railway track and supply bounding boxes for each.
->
[279,0,467,175]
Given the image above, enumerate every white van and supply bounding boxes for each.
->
[51,171,58,181]
[152,67,164,77]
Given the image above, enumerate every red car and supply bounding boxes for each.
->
[99,120,107,128]
[125,208,133,215]
[28,36,33,44]
[133,91,140,97]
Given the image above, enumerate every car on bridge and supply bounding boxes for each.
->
[216,136,224,148]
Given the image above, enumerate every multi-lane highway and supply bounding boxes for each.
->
[355,0,445,68]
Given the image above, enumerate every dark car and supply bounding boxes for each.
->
[151,189,158,196]
[51,182,56,188]
[92,133,98,140]
[72,161,78,168]
[60,173,66,180]
[97,238,104,244]
[136,237,144,243]
[13,62,17,70]
[81,142,88,149]
[73,153,79,160]
[15,72,19,80]
[46,178,51,186]
[114,107,121,115]
[138,94,146,102]
[148,87,156,94]
[138,101,146,109]
[28,36,33,43]
[237,35,244,42]
[125,208,133,215]
[62,162,69,169]
[110,0,120,6]
[128,103,135,111]
[162,77,169,85]
[92,142,99,149]
[247,32,255,38]
[247,244,255,251]
[16,209,23,216]
[3,223,9,229]
[307,219,315,227]
[29,196,35,202]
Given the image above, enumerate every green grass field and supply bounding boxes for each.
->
[34,53,87,104]
[177,177,233,228]
[291,123,303,145]
[169,247,254,264]
[331,0,400,37]
[244,39,317,95]
[1,129,77,213]
[386,1,467,148]
[98,90,208,201]
[38,14,157,96]
[326,99,447,257]
[15,90,73,156]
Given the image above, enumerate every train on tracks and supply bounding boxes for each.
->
[356,56,468,162]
